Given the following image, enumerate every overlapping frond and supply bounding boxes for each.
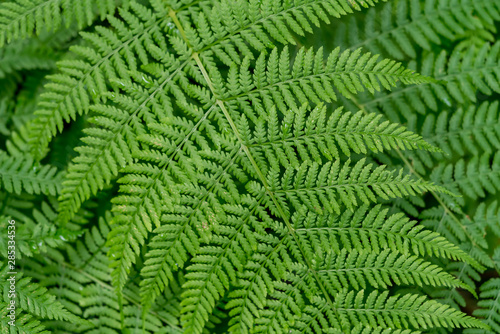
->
[224,46,434,122]
[431,153,500,201]
[224,205,479,333]
[0,201,80,259]
[0,264,86,333]
[466,278,500,334]
[20,212,182,333]
[78,284,181,333]
[299,290,486,332]
[26,1,175,159]
[0,38,57,78]
[337,0,500,59]
[361,42,500,121]
[8,273,84,323]
[426,102,500,155]
[178,0,388,58]
[0,150,63,195]
[0,0,121,47]
[418,186,500,314]
[0,308,47,334]
[409,101,500,172]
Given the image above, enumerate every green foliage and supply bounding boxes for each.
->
[0,150,63,195]
[0,0,123,46]
[1,0,500,333]
[336,0,500,60]
[467,267,500,334]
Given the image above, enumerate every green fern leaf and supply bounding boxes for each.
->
[0,151,63,195]
[0,0,121,47]
[338,0,500,60]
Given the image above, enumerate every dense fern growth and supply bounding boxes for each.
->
[1,0,500,333]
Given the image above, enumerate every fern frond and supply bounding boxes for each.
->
[0,201,80,259]
[2,272,84,324]
[0,38,57,78]
[298,290,487,332]
[431,153,500,201]
[224,46,434,121]
[178,0,387,60]
[465,278,500,334]
[316,248,471,292]
[0,151,63,195]
[0,308,48,334]
[26,0,403,160]
[338,0,500,59]
[408,101,500,172]
[224,203,479,333]
[244,103,437,170]
[265,158,445,216]
[26,1,172,159]
[84,39,433,311]
[362,42,500,120]
[0,0,121,47]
